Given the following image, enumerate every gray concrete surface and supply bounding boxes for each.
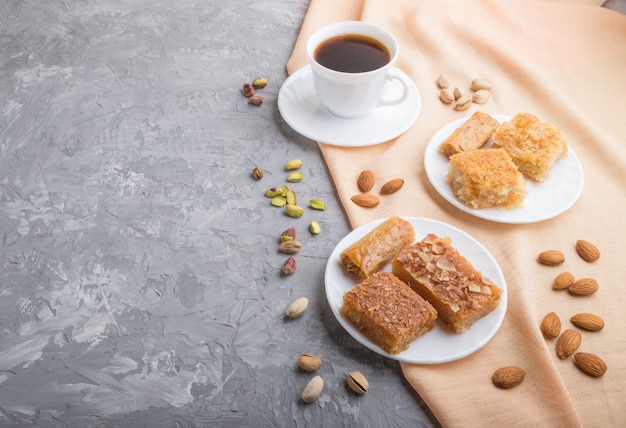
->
[0,1,438,427]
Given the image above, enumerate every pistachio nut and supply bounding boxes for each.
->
[285,189,297,206]
[285,204,304,218]
[454,95,472,111]
[472,89,490,104]
[439,88,454,104]
[271,196,287,207]
[453,87,463,100]
[248,95,263,106]
[301,375,324,403]
[265,187,284,198]
[252,166,263,180]
[242,82,255,98]
[286,297,308,318]
[346,371,369,394]
[310,220,321,235]
[309,199,326,210]
[297,353,322,372]
[287,172,304,183]
[252,77,268,89]
[437,73,450,89]
[279,240,302,254]
[280,227,297,242]
[282,256,298,275]
[285,159,303,171]
[470,78,492,91]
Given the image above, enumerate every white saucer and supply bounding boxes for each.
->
[278,65,421,147]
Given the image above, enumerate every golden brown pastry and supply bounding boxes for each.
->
[439,111,500,158]
[392,234,503,334]
[492,113,568,182]
[447,148,527,209]
[341,271,438,354]
[341,216,415,280]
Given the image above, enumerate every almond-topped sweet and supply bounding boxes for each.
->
[391,233,503,333]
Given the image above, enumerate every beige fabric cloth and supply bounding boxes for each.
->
[286,0,626,426]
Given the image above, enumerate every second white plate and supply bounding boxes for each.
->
[424,114,584,224]
[325,217,507,364]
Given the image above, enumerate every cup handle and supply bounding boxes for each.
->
[377,69,409,108]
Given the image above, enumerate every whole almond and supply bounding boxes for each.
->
[575,239,600,263]
[556,329,582,359]
[570,313,605,331]
[540,312,561,339]
[537,250,565,266]
[568,278,599,296]
[380,178,404,195]
[492,366,526,389]
[301,375,324,403]
[573,352,607,377]
[297,353,322,372]
[357,170,375,193]
[351,194,380,208]
[552,272,575,290]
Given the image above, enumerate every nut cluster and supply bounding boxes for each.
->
[437,73,493,111]
[295,352,370,403]
[241,77,269,106]
[351,170,405,208]
[536,238,607,378]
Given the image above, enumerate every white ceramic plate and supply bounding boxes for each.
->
[424,114,584,224]
[325,217,507,364]
[278,65,421,146]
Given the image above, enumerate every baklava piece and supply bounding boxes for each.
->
[447,148,527,209]
[439,111,500,158]
[492,112,568,182]
[341,271,438,354]
[341,216,415,280]
[392,234,503,334]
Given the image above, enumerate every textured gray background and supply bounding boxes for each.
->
[2,1,624,427]
[0,1,437,427]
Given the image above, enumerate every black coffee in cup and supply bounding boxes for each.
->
[314,34,391,73]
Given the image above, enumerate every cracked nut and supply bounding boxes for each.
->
[454,95,472,111]
[285,297,308,318]
[439,88,454,104]
[472,89,490,104]
[436,73,450,89]
[279,240,302,254]
[301,375,324,403]
[297,353,322,372]
[248,95,263,106]
[282,256,298,275]
[346,371,369,394]
[252,166,263,180]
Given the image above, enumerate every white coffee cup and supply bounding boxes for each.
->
[306,21,409,119]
